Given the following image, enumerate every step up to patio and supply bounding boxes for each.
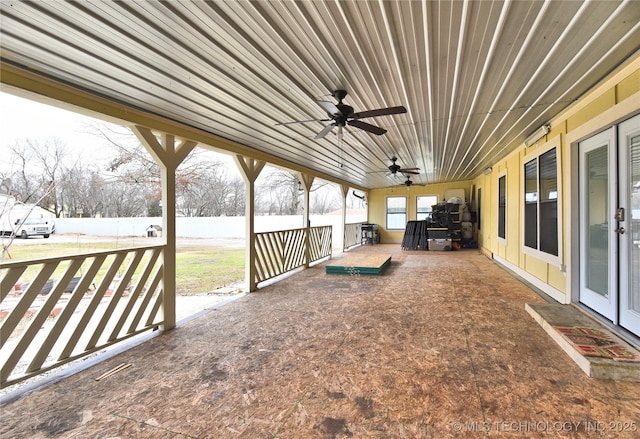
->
[325,253,391,276]
[526,303,640,382]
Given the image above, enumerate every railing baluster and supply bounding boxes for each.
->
[343,222,364,250]
[85,249,145,350]
[1,265,28,301]
[58,252,127,360]
[145,284,164,327]
[26,255,107,373]
[129,263,162,333]
[1,259,83,383]
[1,245,165,388]
[253,226,332,285]
[1,262,59,346]
[108,248,160,342]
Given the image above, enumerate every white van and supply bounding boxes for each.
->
[9,217,52,239]
[0,204,53,239]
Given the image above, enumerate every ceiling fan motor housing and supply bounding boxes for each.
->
[332,89,348,101]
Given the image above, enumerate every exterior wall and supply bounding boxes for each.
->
[474,53,640,303]
[365,53,639,304]
[368,181,474,244]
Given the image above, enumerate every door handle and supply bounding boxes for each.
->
[615,227,626,235]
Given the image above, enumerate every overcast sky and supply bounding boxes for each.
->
[0,91,240,174]
[0,91,121,166]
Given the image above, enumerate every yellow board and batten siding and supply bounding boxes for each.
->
[368,182,474,245]
[475,55,640,302]
[367,53,640,304]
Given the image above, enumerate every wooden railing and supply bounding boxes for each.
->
[344,222,365,250]
[254,225,332,285]
[0,245,165,388]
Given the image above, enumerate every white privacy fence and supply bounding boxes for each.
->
[53,214,367,249]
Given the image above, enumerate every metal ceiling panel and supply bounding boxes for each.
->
[1,0,639,189]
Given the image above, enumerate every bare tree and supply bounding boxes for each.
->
[257,170,302,215]
[9,139,71,217]
[60,166,108,217]
[88,121,247,217]
[310,186,340,214]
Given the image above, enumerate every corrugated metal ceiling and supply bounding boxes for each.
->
[1,0,639,189]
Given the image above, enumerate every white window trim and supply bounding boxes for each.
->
[521,135,563,266]
[497,171,507,246]
[386,195,407,230]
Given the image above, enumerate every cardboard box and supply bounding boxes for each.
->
[428,238,452,251]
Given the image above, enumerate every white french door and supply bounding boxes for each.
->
[579,128,617,321]
[618,115,640,336]
[578,114,640,337]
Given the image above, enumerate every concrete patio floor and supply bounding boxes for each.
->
[1,245,639,438]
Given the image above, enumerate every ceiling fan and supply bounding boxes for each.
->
[277,90,406,139]
[399,176,425,187]
[370,156,420,176]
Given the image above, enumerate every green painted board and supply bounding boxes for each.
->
[325,254,392,276]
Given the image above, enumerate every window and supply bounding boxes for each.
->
[477,188,482,231]
[498,174,506,241]
[386,196,407,230]
[523,142,561,262]
[416,195,438,221]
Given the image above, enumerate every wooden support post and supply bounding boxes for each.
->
[298,173,314,268]
[235,155,265,292]
[340,184,350,251]
[132,126,196,330]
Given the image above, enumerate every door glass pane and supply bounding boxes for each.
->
[524,159,538,248]
[586,146,609,297]
[630,134,640,312]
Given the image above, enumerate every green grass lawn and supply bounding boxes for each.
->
[173,247,245,294]
[1,240,245,296]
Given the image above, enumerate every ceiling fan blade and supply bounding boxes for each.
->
[399,167,420,171]
[275,118,331,126]
[347,119,386,135]
[351,106,407,119]
[400,170,420,175]
[317,100,341,116]
[315,123,336,139]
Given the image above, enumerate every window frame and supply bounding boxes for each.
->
[521,135,562,265]
[477,187,482,231]
[497,172,507,244]
[386,195,407,230]
[416,195,438,221]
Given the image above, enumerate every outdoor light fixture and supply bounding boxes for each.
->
[524,124,551,147]
[483,167,492,175]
